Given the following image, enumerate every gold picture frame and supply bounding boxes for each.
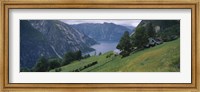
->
[0,0,199,92]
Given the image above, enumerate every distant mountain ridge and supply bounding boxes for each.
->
[71,22,134,42]
[20,20,97,68]
[124,25,135,30]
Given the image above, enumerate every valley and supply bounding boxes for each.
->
[20,20,180,72]
[50,38,180,72]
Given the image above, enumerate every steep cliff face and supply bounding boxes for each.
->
[20,20,56,68]
[29,20,97,54]
[20,20,97,68]
[71,22,133,42]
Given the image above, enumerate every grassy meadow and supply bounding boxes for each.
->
[50,38,180,72]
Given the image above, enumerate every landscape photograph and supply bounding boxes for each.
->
[20,19,180,72]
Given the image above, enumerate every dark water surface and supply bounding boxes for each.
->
[88,41,118,55]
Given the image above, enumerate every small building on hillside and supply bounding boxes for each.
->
[154,26,161,33]
[113,49,121,55]
[145,37,163,48]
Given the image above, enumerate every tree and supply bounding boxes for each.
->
[99,52,102,56]
[131,27,149,48]
[75,50,82,60]
[55,68,62,72]
[146,23,156,38]
[84,54,90,58]
[94,51,96,56]
[117,31,132,57]
[20,67,30,72]
[83,54,89,59]
[48,58,61,70]
[158,24,180,41]
[33,56,49,72]
[62,50,82,65]
[62,51,75,65]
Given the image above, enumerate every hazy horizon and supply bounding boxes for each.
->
[60,19,141,27]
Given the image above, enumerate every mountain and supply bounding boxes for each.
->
[135,20,180,41]
[20,20,97,68]
[20,20,56,68]
[125,25,135,30]
[71,22,133,42]
[137,20,180,31]
[28,20,97,53]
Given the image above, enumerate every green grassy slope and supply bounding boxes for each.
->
[51,38,180,72]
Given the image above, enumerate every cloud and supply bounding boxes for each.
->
[60,19,141,27]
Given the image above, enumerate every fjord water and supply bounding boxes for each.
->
[88,41,119,55]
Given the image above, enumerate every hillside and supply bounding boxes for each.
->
[20,20,97,68]
[136,20,180,41]
[20,20,56,68]
[51,38,180,72]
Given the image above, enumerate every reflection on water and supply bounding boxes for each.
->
[88,41,118,56]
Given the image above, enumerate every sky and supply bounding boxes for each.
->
[60,20,142,27]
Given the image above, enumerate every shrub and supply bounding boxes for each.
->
[99,52,102,56]
[55,68,62,72]
[32,56,49,72]
[20,67,30,72]
[120,51,130,58]
[71,61,98,72]
[106,53,113,58]
[62,50,83,65]
[48,58,61,70]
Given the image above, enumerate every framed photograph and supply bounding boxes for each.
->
[0,0,199,92]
